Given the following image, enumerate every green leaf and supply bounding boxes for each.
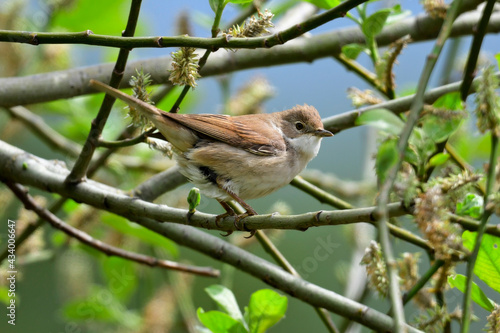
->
[421,114,463,143]
[361,9,391,40]
[51,1,134,35]
[448,274,495,311]
[376,138,398,184]
[205,285,245,324]
[341,43,368,60]
[101,213,178,257]
[197,308,247,333]
[433,92,464,110]
[303,0,340,10]
[355,108,405,135]
[495,53,500,71]
[456,193,484,219]
[462,231,500,293]
[209,0,225,13]
[247,289,287,333]
[428,153,449,167]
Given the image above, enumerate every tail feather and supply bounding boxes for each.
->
[89,79,162,120]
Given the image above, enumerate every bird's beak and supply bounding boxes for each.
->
[314,129,334,137]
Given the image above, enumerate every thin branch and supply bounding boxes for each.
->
[0,196,66,262]
[1,8,497,107]
[402,260,444,305]
[227,199,340,333]
[324,71,500,133]
[65,0,143,183]
[4,181,219,277]
[97,129,152,148]
[291,175,432,251]
[291,176,353,209]
[461,134,499,332]
[0,0,368,51]
[133,165,186,202]
[4,106,81,157]
[376,1,465,331]
[169,0,226,113]
[448,212,500,237]
[460,0,497,100]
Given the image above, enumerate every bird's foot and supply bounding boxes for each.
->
[215,211,236,237]
[233,211,257,238]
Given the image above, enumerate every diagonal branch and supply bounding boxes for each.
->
[4,181,220,277]
[65,0,143,183]
[3,106,82,157]
[460,0,498,99]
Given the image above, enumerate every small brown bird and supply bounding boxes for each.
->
[90,80,333,229]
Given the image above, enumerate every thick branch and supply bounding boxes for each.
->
[1,9,498,107]
[0,140,408,232]
[0,140,421,332]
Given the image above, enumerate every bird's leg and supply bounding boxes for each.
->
[216,200,236,237]
[221,189,257,238]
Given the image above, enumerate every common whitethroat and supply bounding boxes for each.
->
[89,80,333,230]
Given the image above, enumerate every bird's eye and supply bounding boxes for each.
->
[295,122,305,131]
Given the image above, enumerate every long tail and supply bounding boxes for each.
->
[89,79,162,119]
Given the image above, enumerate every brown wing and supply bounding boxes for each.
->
[163,113,281,156]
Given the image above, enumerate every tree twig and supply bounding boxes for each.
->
[65,0,143,183]
[4,181,220,277]
[375,1,464,331]
[3,106,81,157]
[461,134,499,332]
[460,0,497,100]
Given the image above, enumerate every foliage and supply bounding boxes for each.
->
[197,285,287,333]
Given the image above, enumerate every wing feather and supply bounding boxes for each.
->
[164,113,280,156]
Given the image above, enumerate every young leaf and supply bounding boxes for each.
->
[462,231,500,293]
[341,43,368,60]
[247,289,287,333]
[355,108,405,135]
[448,274,495,311]
[361,9,391,41]
[376,138,398,184]
[456,193,484,219]
[428,152,449,167]
[197,308,247,333]
[188,187,201,213]
[495,52,500,71]
[205,285,245,325]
